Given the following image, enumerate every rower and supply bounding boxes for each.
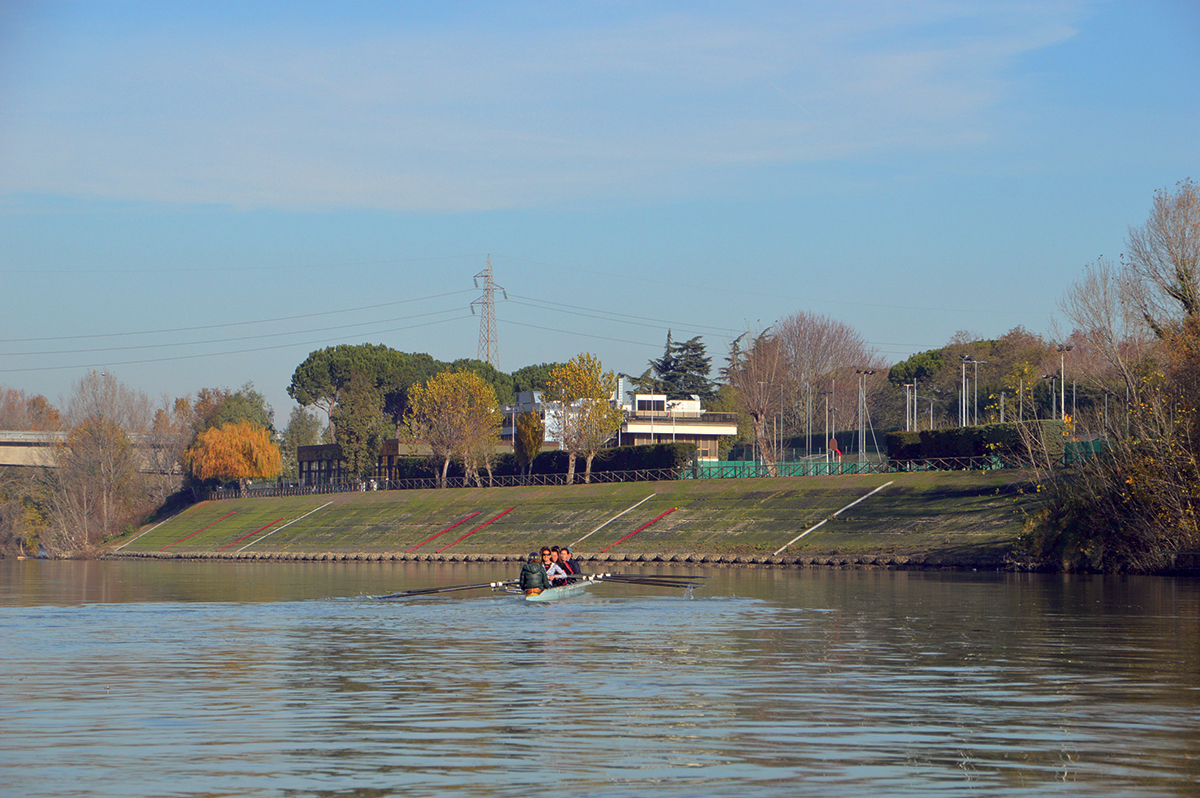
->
[519,551,551,596]
[542,547,569,586]
[558,545,581,581]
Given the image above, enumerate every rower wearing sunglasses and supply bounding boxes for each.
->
[541,547,570,586]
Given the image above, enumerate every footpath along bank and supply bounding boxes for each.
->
[110,470,1037,570]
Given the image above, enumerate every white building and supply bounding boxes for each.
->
[501,380,737,461]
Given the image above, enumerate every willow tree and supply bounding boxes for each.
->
[545,353,624,484]
[185,420,282,491]
[403,370,500,487]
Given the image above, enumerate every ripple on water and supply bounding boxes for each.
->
[2,568,1198,797]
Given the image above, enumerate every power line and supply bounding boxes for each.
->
[506,293,741,337]
[1,307,465,358]
[1,254,492,276]
[0,314,470,374]
[499,318,662,349]
[491,253,1024,317]
[0,289,476,344]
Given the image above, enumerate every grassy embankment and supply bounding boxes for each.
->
[112,470,1038,568]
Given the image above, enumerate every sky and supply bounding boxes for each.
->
[1,1,1198,423]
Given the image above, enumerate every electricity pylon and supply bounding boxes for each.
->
[471,255,505,368]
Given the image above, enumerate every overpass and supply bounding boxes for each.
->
[0,430,175,473]
[0,431,63,467]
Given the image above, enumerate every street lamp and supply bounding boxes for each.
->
[819,390,832,466]
[757,381,769,466]
[971,359,987,425]
[921,393,945,430]
[960,355,973,426]
[1042,375,1058,420]
[1057,344,1074,420]
[856,369,876,463]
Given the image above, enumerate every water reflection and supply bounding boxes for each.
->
[1,561,1197,796]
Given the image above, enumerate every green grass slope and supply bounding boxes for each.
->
[115,470,1035,567]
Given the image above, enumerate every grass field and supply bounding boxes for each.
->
[113,470,1037,567]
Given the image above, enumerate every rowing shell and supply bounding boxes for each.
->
[524,581,589,602]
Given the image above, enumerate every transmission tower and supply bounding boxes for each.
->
[471,255,505,368]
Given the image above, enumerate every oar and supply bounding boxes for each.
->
[589,573,707,588]
[603,579,706,588]
[374,580,517,599]
[595,573,709,583]
[599,572,709,580]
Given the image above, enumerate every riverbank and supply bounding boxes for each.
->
[107,470,1037,569]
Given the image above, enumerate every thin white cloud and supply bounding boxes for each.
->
[0,2,1083,211]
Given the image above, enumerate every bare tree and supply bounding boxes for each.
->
[48,372,154,552]
[1060,259,1152,406]
[1126,178,1200,336]
[724,331,785,474]
[775,312,885,449]
[143,396,194,503]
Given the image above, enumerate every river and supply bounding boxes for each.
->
[1,560,1197,797]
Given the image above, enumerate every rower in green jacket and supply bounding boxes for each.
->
[519,551,551,596]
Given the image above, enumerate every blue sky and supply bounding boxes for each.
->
[1,1,1198,420]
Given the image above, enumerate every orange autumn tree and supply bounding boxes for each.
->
[185,420,282,489]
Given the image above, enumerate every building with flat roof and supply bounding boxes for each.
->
[298,377,739,485]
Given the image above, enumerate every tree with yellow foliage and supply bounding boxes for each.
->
[185,419,282,491]
[512,410,545,478]
[545,353,624,484]
[404,370,500,487]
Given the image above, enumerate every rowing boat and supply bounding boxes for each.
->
[376,572,706,600]
[524,581,589,602]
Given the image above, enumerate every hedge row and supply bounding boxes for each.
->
[884,420,1068,462]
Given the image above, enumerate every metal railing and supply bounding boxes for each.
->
[623,411,739,423]
[201,455,1029,500]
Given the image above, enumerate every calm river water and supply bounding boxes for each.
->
[1,560,1198,797]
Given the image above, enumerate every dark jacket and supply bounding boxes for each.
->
[519,561,551,591]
